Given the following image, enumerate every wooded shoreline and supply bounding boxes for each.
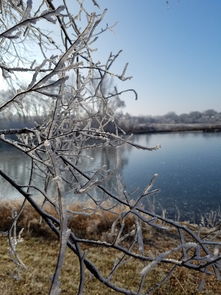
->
[128,123,221,134]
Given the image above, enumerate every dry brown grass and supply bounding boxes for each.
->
[0,200,134,240]
[0,236,221,295]
[0,200,221,294]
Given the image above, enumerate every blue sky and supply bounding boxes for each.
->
[96,0,221,115]
[1,0,221,116]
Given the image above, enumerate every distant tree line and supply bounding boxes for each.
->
[0,83,125,132]
[0,89,50,129]
[1,87,220,132]
[119,109,221,131]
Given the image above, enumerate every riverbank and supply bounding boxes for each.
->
[0,201,221,294]
[126,123,221,134]
[0,200,218,239]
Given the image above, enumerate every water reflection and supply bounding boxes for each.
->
[0,132,221,223]
[0,147,31,199]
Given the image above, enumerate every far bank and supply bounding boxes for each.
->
[126,123,221,134]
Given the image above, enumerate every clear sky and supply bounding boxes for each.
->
[1,0,221,116]
[95,0,221,115]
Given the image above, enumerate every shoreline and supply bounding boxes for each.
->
[125,123,221,134]
[0,200,219,239]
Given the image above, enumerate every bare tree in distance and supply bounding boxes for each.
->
[0,1,221,294]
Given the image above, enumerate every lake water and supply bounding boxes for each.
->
[0,132,221,223]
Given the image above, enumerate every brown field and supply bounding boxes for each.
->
[0,200,220,294]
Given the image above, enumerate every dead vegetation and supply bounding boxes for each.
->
[0,200,134,240]
[0,216,221,294]
[0,199,221,295]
